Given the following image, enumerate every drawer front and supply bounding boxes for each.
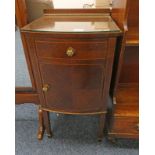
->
[112,116,139,134]
[35,40,108,60]
[40,62,106,113]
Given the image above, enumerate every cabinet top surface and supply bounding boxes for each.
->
[21,15,121,34]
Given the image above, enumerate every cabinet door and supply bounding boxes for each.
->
[39,62,105,113]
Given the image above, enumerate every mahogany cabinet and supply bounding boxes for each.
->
[21,14,121,140]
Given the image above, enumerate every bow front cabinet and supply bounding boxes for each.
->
[21,14,121,140]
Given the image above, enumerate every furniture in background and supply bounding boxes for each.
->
[107,0,139,140]
[15,0,54,101]
[25,0,54,23]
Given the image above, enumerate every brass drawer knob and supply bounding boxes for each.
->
[42,84,49,92]
[66,47,75,57]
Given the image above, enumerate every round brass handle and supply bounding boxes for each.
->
[42,84,49,92]
[66,47,75,57]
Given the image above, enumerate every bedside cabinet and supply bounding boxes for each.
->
[21,14,121,141]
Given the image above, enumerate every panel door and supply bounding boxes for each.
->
[39,62,105,113]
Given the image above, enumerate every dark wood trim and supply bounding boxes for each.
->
[42,108,107,115]
[15,92,39,105]
[108,132,139,139]
[44,8,111,15]
[15,0,28,28]
[20,33,37,91]
[15,87,33,92]
[126,40,139,46]
[111,0,130,31]
[110,34,126,96]
[110,0,130,96]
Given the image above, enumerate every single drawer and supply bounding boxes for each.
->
[35,40,108,60]
[111,116,139,134]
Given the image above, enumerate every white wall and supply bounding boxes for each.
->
[52,0,110,8]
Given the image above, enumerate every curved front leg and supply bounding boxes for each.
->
[37,106,45,140]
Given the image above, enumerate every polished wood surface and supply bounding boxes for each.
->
[109,116,138,139]
[126,28,139,46]
[126,0,139,45]
[127,0,139,28]
[21,15,120,33]
[111,116,138,134]
[115,84,139,115]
